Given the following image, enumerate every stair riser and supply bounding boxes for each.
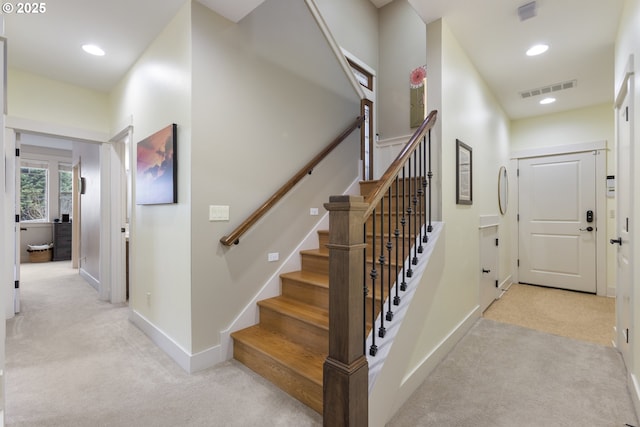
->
[281,279,329,310]
[260,306,328,354]
[301,253,329,275]
[233,341,323,414]
[318,232,329,253]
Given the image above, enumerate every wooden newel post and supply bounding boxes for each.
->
[323,195,368,427]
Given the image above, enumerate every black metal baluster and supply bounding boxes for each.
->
[427,129,433,233]
[412,150,419,266]
[394,176,401,305]
[417,140,424,254]
[406,158,414,278]
[422,135,429,242]
[386,187,394,321]
[369,210,378,356]
[363,223,368,356]
[401,166,408,290]
[378,198,386,338]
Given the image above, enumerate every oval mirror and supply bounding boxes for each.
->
[498,166,508,215]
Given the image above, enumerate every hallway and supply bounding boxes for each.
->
[6,262,638,426]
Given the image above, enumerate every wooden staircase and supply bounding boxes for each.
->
[231,180,420,413]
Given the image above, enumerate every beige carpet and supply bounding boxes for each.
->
[483,283,615,347]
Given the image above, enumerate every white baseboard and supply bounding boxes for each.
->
[79,268,99,291]
[607,285,616,298]
[500,275,512,291]
[393,305,481,415]
[130,309,221,374]
[497,275,513,298]
[630,373,640,422]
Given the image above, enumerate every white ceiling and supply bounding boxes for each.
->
[409,0,624,119]
[2,0,624,124]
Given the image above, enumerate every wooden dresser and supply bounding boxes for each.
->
[53,222,72,261]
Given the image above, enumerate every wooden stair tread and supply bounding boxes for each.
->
[258,296,328,330]
[300,248,328,257]
[232,325,325,385]
[280,271,329,288]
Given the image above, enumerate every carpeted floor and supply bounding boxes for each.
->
[389,318,638,427]
[6,261,322,426]
[484,283,615,346]
[6,263,637,426]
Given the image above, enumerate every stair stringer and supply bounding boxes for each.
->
[219,177,362,361]
[367,222,480,426]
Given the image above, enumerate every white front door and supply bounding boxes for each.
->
[519,151,597,293]
[614,72,633,362]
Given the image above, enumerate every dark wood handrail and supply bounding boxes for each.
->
[363,110,437,219]
[220,115,365,246]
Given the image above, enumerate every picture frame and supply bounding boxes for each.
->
[136,124,177,205]
[456,139,472,205]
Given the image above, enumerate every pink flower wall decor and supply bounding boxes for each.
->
[410,65,427,88]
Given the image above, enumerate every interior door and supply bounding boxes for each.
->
[518,151,597,293]
[614,77,632,362]
[13,133,21,313]
[479,225,499,312]
[0,35,7,423]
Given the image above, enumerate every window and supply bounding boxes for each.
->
[20,160,49,222]
[59,164,72,217]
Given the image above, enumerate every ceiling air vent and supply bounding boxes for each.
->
[519,79,577,99]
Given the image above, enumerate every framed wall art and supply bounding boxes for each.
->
[456,139,472,205]
[136,123,177,205]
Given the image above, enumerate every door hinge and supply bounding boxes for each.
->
[15,148,20,156]
[517,214,520,222]
[15,214,20,223]
[626,106,629,122]
[14,280,19,289]
[495,238,499,246]
[517,259,520,267]
[627,217,630,233]
[495,280,499,288]
[627,328,630,344]
[517,168,520,177]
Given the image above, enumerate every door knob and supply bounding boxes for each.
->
[482,268,491,273]
[579,226,594,232]
[610,237,622,246]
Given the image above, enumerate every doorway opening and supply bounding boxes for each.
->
[7,123,131,317]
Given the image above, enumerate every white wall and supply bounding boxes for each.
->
[314,0,379,70]
[110,2,193,352]
[189,0,361,354]
[511,103,614,152]
[422,17,512,365]
[370,18,513,425]
[8,68,110,134]
[615,0,640,412]
[378,0,426,140]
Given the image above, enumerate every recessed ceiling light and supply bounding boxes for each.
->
[526,44,549,56]
[82,44,105,56]
[540,97,556,105]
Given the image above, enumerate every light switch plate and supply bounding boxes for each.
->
[268,252,279,262]
[310,208,319,216]
[209,205,229,221]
